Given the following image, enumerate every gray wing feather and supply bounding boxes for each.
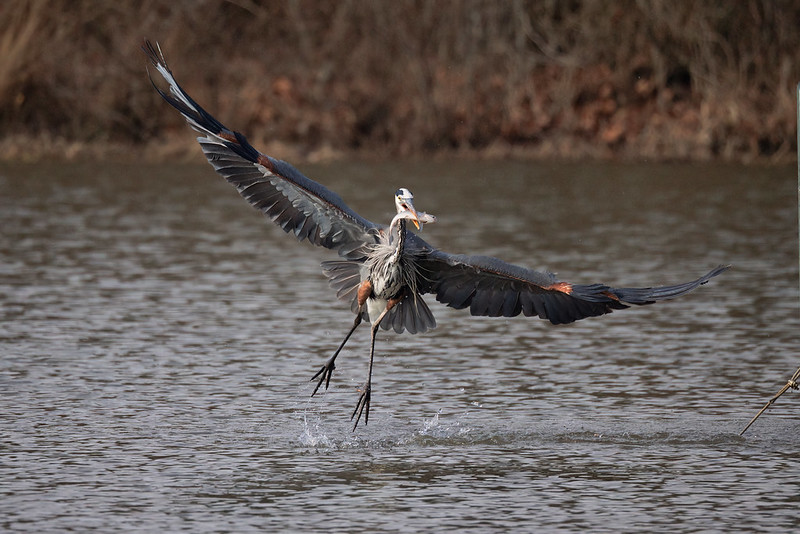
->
[416,245,728,325]
[143,41,377,259]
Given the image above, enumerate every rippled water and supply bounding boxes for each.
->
[1,159,798,532]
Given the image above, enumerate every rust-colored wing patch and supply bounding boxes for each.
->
[218,130,238,143]
[545,282,573,294]
[256,153,275,172]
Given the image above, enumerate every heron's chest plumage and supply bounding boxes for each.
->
[364,219,420,303]
[367,248,405,299]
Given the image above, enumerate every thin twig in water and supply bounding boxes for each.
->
[740,366,800,435]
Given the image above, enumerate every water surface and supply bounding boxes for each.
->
[1,159,798,532]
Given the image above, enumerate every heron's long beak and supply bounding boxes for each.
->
[401,200,421,230]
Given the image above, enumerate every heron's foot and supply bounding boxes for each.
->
[350,382,371,431]
[310,357,336,397]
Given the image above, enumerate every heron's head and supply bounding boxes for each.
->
[395,188,420,229]
[394,188,436,230]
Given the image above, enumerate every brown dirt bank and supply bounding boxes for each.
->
[0,1,796,164]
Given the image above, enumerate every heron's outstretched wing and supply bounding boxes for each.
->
[142,41,378,259]
[415,244,728,325]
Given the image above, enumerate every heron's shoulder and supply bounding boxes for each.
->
[404,231,438,254]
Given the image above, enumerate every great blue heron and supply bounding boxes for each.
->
[142,41,728,430]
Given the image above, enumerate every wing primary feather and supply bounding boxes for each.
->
[418,246,728,325]
[142,40,378,258]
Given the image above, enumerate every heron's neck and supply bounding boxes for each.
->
[389,217,406,262]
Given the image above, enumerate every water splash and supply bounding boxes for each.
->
[299,413,334,448]
[420,409,441,433]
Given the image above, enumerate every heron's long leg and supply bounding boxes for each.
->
[351,307,391,430]
[311,313,362,396]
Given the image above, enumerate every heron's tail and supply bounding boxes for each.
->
[322,260,437,335]
[385,293,437,335]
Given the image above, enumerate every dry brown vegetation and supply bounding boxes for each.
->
[0,0,796,162]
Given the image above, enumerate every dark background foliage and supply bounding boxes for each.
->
[0,0,796,161]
